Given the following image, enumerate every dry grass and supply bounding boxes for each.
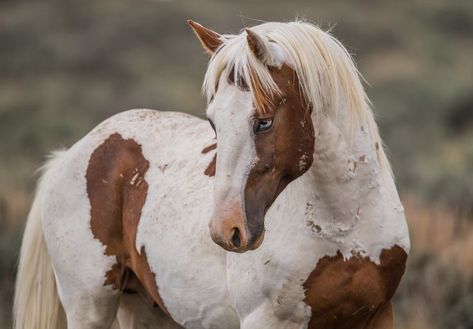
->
[405,195,472,258]
[395,195,473,329]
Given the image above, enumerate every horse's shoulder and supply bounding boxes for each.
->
[303,245,407,329]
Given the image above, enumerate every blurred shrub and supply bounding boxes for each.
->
[396,197,473,329]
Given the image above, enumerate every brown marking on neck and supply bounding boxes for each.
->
[86,133,170,316]
[303,245,407,329]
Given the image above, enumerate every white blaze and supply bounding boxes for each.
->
[206,76,256,212]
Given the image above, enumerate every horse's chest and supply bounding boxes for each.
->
[303,245,407,329]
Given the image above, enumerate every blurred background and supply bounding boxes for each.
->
[0,0,472,328]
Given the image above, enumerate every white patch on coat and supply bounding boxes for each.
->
[41,126,121,325]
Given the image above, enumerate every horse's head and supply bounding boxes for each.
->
[189,21,315,252]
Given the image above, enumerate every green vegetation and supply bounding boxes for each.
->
[0,0,471,328]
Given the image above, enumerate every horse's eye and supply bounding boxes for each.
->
[254,119,273,134]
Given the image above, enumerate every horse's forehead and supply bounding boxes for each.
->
[270,64,298,90]
[207,57,303,129]
[208,80,254,122]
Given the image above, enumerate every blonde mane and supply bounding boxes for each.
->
[203,21,391,174]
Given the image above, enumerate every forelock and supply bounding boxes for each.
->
[203,31,281,115]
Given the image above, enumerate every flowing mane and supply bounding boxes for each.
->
[203,21,392,174]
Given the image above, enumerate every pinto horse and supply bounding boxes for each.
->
[14,20,410,329]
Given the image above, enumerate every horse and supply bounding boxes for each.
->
[13,20,410,329]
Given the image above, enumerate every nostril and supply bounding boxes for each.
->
[230,228,241,248]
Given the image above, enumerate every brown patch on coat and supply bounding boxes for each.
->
[202,143,217,177]
[204,154,217,177]
[86,133,170,316]
[243,64,315,245]
[366,302,393,329]
[303,245,407,329]
[202,143,216,154]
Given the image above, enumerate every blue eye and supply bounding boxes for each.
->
[254,119,273,134]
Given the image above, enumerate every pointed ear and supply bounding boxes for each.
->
[246,28,274,66]
[187,20,223,55]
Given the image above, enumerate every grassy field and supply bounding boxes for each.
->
[0,0,472,328]
[396,198,473,328]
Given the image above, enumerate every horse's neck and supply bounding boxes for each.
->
[274,113,409,263]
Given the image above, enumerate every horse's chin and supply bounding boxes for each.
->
[248,230,265,250]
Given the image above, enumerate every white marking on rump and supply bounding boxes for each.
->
[41,127,119,314]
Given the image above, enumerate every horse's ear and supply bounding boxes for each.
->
[246,28,274,66]
[187,20,223,55]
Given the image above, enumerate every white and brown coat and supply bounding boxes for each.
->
[14,21,410,329]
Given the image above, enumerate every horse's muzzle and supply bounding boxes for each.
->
[209,201,264,252]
